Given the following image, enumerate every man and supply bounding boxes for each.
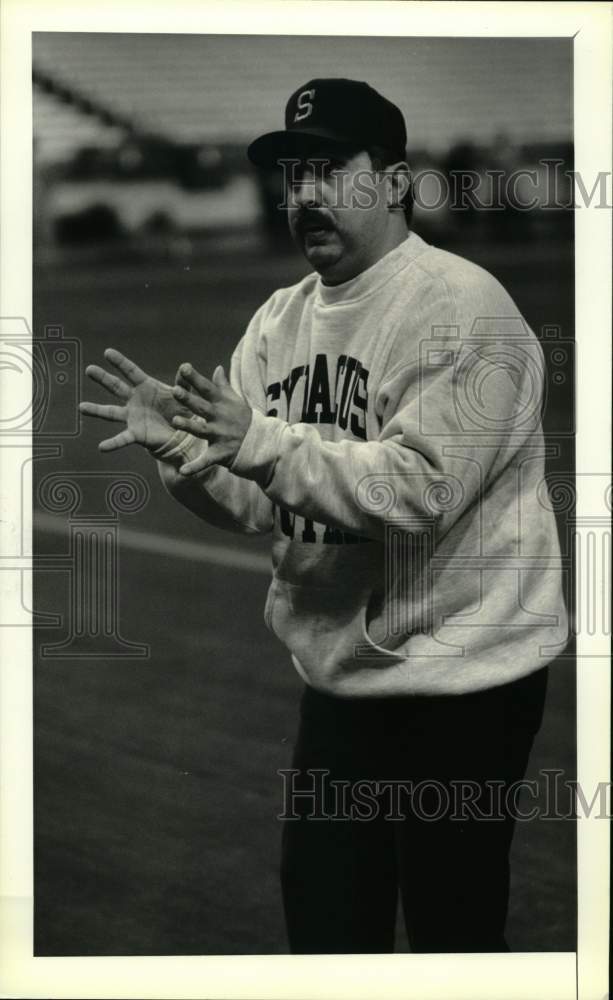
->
[80,79,568,954]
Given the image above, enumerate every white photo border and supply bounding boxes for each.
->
[0,2,610,998]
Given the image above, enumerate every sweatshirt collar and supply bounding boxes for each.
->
[315,231,427,306]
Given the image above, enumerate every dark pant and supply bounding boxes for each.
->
[280,666,548,954]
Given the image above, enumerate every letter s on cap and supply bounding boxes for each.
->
[294,89,315,123]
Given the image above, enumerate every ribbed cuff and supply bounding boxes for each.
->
[229,408,287,485]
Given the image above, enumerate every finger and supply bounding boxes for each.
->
[79,401,126,423]
[98,428,135,452]
[174,365,199,390]
[85,364,131,400]
[178,362,218,401]
[104,348,148,386]
[172,413,210,437]
[175,362,217,386]
[175,372,204,394]
[212,365,229,387]
[172,384,213,418]
[179,450,215,476]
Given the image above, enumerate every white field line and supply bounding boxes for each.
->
[35,512,270,575]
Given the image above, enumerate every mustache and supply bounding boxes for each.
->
[293,209,336,232]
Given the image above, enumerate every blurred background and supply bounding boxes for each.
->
[33,33,575,956]
[33,34,573,259]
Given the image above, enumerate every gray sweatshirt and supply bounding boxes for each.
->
[157,232,568,696]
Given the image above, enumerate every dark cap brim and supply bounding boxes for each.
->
[247,128,361,168]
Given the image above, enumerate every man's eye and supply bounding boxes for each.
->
[287,161,347,183]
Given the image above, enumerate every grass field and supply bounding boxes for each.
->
[33,232,576,955]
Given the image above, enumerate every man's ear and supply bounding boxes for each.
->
[386,161,411,211]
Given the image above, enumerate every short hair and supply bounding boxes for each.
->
[367,145,413,227]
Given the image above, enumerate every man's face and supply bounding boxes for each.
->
[285,150,392,285]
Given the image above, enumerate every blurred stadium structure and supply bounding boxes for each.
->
[33,33,573,260]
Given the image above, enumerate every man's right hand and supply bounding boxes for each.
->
[80,348,190,454]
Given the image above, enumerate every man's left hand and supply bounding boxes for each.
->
[171,363,253,474]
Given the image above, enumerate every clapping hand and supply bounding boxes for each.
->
[171,363,253,474]
[80,348,192,454]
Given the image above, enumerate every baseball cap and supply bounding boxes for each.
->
[247,78,407,168]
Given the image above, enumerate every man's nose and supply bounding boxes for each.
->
[290,168,323,208]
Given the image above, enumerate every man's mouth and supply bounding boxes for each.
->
[297,215,335,238]
[304,227,331,240]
